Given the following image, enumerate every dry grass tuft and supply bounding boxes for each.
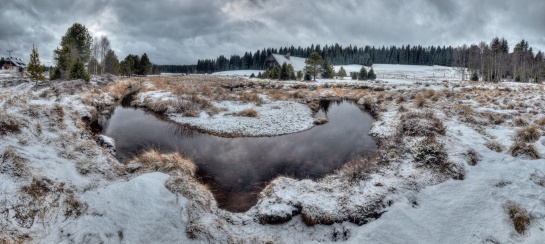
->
[0,146,28,177]
[0,114,21,135]
[506,203,530,235]
[398,111,446,136]
[21,177,53,200]
[512,117,529,127]
[515,125,542,143]
[509,142,541,159]
[465,149,479,166]
[336,157,377,184]
[131,149,196,176]
[485,141,504,152]
[413,95,427,108]
[235,108,259,118]
[535,117,545,126]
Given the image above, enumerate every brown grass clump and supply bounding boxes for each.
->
[21,177,53,200]
[515,125,542,143]
[535,117,545,126]
[0,114,21,135]
[0,146,28,177]
[506,203,530,235]
[239,92,264,105]
[465,149,479,166]
[509,142,541,159]
[512,117,529,126]
[235,108,259,118]
[413,95,427,108]
[485,141,504,152]
[336,157,377,184]
[398,111,446,136]
[131,149,196,176]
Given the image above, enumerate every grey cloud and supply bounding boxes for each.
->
[0,0,543,65]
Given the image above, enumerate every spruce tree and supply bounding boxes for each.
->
[104,49,120,75]
[351,72,357,80]
[358,66,367,80]
[139,53,152,75]
[271,65,281,79]
[337,66,347,79]
[257,72,262,78]
[296,70,303,80]
[280,62,289,80]
[321,59,334,78]
[69,58,90,82]
[26,44,45,85]
[470,72,479,81]
[250,73,255,78]
[368,68,377,80]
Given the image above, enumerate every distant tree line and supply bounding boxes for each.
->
[194,44,456,74]
[155,64,197,74]
[451,38,545,82]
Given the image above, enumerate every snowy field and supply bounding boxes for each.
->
[1,74,544,243]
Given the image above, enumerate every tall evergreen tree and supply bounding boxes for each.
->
[305,52,324,81]
[103,49,120,75]
[60,23,92,63]
[138,53,152,75]
[321,59,335,78]
[27,44,46,85]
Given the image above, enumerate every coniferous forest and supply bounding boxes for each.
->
[158,37,545,83]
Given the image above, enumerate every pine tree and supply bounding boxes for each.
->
[69,58,90,82]
[321,59,334,78]
[305,52,324,81]
[287,64,295,80]
[337,66,347,79]
[296,70,303,80]
[250,73,255,78]
[104,49,120,75]
[358,66,368,80]
[26,44,45,85]
[257,72,262,78]
[367,68,377,80]
[138,53,152,75]
[280,62,290,80]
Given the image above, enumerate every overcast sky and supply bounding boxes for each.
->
[1,0,543,65]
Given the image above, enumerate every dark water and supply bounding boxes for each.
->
[103,100,377,212]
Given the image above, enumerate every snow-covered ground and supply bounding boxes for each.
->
[1,75,544,243]
[212,69,264,77]
[169,100,314,136]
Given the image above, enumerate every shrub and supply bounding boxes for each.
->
[509,142,541,159]
[515,125,541,143]
[413,137,448,167]
[235,109,259,118]
[485,141,504,152]
[506,203,530,235]
[398,111,446,136]
[336,157,377,184]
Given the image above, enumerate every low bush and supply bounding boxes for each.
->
[465,149,479,166]
[413,95,427,108]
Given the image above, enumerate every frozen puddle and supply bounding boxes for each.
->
[103,100,377,212]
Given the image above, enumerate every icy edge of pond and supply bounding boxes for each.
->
[168,100,315,137]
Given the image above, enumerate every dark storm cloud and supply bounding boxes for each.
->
[0,0,543,65]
